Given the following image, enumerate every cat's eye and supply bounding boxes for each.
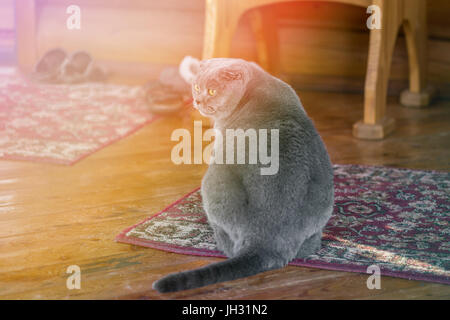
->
[208,89,216,96]
[194,84,200,92]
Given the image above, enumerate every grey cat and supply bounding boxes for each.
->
[153,58,334,293]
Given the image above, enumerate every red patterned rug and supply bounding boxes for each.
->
[0,70,156,164]
[117,165,450,285]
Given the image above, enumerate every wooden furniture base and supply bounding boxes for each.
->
[353,117,395,140]
[400,85,437,108]
[202,0,432,140]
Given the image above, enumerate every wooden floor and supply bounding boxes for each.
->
[0,90,449,300]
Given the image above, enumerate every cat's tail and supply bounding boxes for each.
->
[152,247,285,293]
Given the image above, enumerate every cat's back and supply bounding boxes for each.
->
[241,65,320,144]
[244,64,333,179]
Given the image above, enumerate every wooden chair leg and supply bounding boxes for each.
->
[202,0,242,59]
[248,7,281,77]
[353,1,400,140]
[400,0,436,108]
[198,0,245,127]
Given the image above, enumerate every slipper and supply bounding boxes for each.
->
[87,64,108,82]
[159,66,190,93]
[144,81,191,115]
[30,48,68,83]
[60,51,108,83]
[60,51,94,83]
[143,57,201,115]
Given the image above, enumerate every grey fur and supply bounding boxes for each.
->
[153,58,334,293]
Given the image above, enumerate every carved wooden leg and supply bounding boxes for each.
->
[202,0,241,60]
[248,7,281,77]
[400,0,436,108]
[198,0,243,127]
[353,0,400,140]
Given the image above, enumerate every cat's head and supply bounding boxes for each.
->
[192,58,251,120]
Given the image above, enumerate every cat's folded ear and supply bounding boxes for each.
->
[219,68,243,81]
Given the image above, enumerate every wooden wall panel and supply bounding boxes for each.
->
[0,0,15,64]
[29,0,450,95]
[0,0,14,30]
[427,0,450,39]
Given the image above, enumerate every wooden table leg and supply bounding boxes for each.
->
[202,0,242,60]
[353,0,400,140]
[197,0,246,127]
[248,7,282,77]
[400,0,436,108]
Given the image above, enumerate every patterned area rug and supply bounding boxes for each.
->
[117,165,450,285]
[0,70,156,164]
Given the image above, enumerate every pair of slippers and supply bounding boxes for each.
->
[33,50,197,116]
[31,48,107,84]
[144,56,200,115]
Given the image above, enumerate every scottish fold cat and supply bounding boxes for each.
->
[153,58,334,293]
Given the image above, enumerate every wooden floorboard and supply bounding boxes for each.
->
[0,91,449,299]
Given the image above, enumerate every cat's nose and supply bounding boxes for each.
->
[195,100,201,105]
